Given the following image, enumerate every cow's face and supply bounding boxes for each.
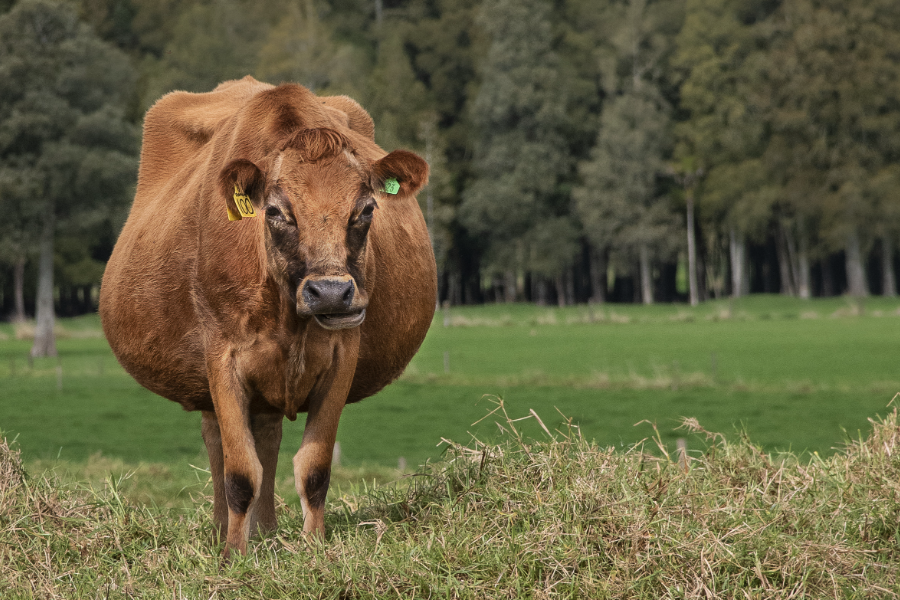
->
[219,128,428,330]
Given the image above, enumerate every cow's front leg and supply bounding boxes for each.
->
[293,330,359,536]
[207,353,262,557]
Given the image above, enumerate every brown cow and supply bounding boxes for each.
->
[99,76,436,556]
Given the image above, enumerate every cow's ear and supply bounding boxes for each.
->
[219,159,265,221]
[372,150,429,198]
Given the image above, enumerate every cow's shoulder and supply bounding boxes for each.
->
[137,76,273,195]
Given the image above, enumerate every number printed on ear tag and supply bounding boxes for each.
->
[382,178,400,195]
[233,184,256,218]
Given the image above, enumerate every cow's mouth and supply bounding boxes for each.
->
[313,308,366,330]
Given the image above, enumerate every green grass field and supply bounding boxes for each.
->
[1,295,898,498]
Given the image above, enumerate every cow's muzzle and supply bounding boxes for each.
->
[298,276,367,330]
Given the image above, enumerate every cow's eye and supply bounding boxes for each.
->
[351,199,377,227]
[359,199,378,220]
[265,205,284,221]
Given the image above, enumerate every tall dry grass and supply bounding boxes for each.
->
[2,400,899,598]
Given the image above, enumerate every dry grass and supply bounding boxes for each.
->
[12,321,104,341]
[2,400,900,598]
[430,297,900,329]
[399,368,900,398]
[442,314,517,328]
[398,368,720,391]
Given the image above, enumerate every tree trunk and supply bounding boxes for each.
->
[784,224,802,297]
[781,222,810,298]
[639,243,653,305]
[555,275,566,307]
[374,0,383,27]
[588,246,606,303]
[775,222,796,296]
[12,256,26,322]
[535,277,549,306]
[796,232,811,299]
[821,258,835,297]
[686,191,699,306]
[728,228,749,298]
[448,272,460,306]
[503,270,517,303]
[845,230,869,297]
[882,236,897,297]
[82,284,94,313]
[32,214,57,358]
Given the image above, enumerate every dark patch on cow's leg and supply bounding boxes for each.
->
[305,467,331,510]
[225,472,254,515]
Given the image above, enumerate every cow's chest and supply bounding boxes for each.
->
[236,324,355,420]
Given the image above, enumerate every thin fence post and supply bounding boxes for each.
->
[332,441,341,467]
[676,438,689,473]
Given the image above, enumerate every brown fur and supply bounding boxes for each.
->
[99,76,436,557]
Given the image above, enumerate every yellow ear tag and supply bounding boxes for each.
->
[232,184,256,219]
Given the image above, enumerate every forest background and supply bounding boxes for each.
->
[2,0,900,331]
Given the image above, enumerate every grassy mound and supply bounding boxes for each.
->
[2,403,899,598]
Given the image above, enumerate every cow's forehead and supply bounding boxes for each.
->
[276,152,369,211]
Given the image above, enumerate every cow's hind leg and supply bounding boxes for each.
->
[201,411,228,543]
[248,413,282,537]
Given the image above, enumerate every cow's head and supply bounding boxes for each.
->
[218,126,428,330]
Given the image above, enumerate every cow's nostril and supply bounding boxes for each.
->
[342,286,353,303]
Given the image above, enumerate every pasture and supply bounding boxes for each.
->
[2,402,899,598]
[1,294,899,507]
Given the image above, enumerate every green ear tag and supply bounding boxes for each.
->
[382,178,400,195]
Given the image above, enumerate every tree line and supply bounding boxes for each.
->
[2,0,900,334]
